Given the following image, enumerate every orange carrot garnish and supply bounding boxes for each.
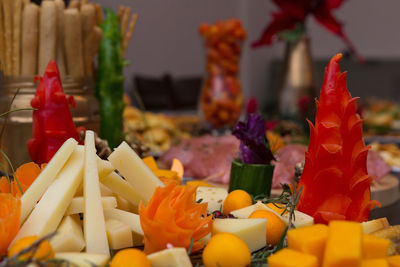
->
[0,193,21,256]
[0,162,41,197]
[139,183,212,254]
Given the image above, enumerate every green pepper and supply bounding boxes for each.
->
[96,8,124,149]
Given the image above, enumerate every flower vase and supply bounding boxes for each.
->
[278,35,316,121]
[229,160,274,197]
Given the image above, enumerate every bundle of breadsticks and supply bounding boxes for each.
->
[117,5,138,57]
[0,0,104,77]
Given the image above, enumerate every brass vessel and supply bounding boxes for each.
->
[279,36,316,119]
[0,76,100,168]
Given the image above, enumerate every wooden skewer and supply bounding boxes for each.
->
[3,0,13,75]
[120,6,131,35]
[122,13,138,57]
[117,6,124,23]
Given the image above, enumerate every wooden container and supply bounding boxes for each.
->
[0,76,100,168]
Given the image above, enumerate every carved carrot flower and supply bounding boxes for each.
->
[0,162,42,197]
[0,193,21,256]
[139,183,212,254]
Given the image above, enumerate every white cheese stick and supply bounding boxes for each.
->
[108,142,164,202]
[13,146,84,244]
[20,138,78,223]
[51,215,85,252]
[100,172,146,210]
[83,131,109,256]
[66,196,117,215]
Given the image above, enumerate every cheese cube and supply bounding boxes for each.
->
[103,209,144,246]
[51,215,85,252]
[287,224,328,265]
[281,210,314,228]
[231,201,269,218]
[268,248,318,267]
[55,252,109,267]
[212,218,266,252]
[148,247,193,267]
[322,221,362,267]
[387,255,400,267]
[108,142,164,202]
[66,196,117,215]
[105,219,133,250]
[362,218,390,234]
[361,259,389,267]
[100,172,145,210]
[196,187,228,214]
[13,146,84,244]
[21,138,78,222]
[83,131,109,255]
[362,234,390,259]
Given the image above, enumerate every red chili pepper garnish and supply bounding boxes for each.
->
[297,54,379,224]
[27,60,82,165]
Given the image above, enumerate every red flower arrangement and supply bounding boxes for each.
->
[252,0,363,62]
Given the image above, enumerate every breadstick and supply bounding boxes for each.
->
[12,0,23,75]
[0,0,5,72]
[38,0,57,74]
[83,26,102,76]
[81,0,89,5]
[54,0,66,75]
[81,3,96,38]
[63,8,84,77]
[121,6,130,35]
[122,14,138,56]
[23,0,30,6]
[68,0,79,9]
[21,3,39,75]
[95,4,103,25]
[3,0,12,75]
[118,6,124,23]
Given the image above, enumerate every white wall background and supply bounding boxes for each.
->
[96,0,400,104]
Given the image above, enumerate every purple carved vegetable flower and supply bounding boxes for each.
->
[232,113,275,165]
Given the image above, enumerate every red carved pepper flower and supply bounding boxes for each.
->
[297,54,379,224]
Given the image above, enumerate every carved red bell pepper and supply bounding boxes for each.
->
[27,60,81,165]
[297,54,379,224]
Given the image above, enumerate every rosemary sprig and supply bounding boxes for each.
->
[251,179,303,266]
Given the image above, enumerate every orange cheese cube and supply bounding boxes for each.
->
[362,234,390,259]
[268,248,318,267]
[387,255,400,267]
[322,221,362,267]
[361,259,389,267]
[287,224,328,265]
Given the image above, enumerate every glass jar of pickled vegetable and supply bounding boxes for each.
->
[199,19,246,128]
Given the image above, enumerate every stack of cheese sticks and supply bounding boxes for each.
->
[0,0,103,77]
